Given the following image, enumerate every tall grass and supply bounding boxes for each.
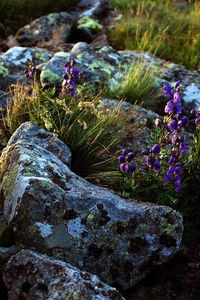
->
[107,60,159,108]
[3,84,124,183]
[108,0,200,69]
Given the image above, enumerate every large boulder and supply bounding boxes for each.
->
[3,249,125,300]
[16,12,72,47]
[0,122,183,290]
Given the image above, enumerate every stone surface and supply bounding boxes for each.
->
[1,44,199,108]
[78,0,111,18]
[3,249,125,300]
[16,12,72,47]
[0,122,183,290]
[0,46,52,90]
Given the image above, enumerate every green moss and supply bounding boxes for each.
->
[3,164,19,198]
[77,16,102,32]
[40,69,61,86]
[0,64,9,77]
[87,213,94,221]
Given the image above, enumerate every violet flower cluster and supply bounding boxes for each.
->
[118,149,137,174]
[24,57,37,80]
[62,57,81,97]
[191,108,200,125]
[118,80,192,193]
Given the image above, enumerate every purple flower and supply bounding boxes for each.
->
[175,102,182,114]
[178,116,189,127]
[171,134,179,144]
[168,120,178,131]
[179,142,188,155]
[175,163,183,174]
[127,152,135,161]
[151,144,160,154]
[121,149,129,156]
[141,149,149,155]
[153,160,161,172]
[173,92,181,103]
[164,172,171,184]
[169,155,176,164]
[165,101,174,114]
[125,163,135,174]
[118,155,126,163]
[129,163,137,173]
[163,84,174,99]
[147,156,155,167]
[119,163,126,172]
[195,118,200,124]
[175,80,181,89]
[175,175,181,192]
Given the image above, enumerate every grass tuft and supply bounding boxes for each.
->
[108,0,200,70]
[107,60,159,108]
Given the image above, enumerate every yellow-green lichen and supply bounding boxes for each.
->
[87,213,94,221]
[0,64,9,77]
[3,164,19,198]
[40,69,61,86]
[77,16,102,32]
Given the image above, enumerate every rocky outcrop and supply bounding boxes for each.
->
[0,122,183,290]
[16,12,72,47]
[3,249,125,300]
[0,46,52,90]
[1,43,200,107]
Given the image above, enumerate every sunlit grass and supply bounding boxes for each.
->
[3,84,125,183]
[107,60,159,108]
[108,0,200,69]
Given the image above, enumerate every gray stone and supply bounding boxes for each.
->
[78,0,110,18]
[0,46,52,90]
[16,12,72,47]
[0,122,183,290]
[4,249,125,300]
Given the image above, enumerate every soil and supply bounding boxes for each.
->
[124,244,200,300]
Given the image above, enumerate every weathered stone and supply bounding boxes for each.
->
[3,249,125,300]
[0,122,183,290]
[0,46,52,90]
[16,12,72,47]
[78,0,111,18]
[98,99,160,150]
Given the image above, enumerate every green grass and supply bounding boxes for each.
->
[106,60,159,108]
[0,0,77,36]
[108,0,200,70]
[3,84,125,183]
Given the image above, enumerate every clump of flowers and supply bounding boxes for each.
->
[118,80,197,193]
[24,57,40,83]
[62,56,81,96]
[118,149,137,174]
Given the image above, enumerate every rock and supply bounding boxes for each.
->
[98,99,160,150]
[78,0,111,18]
[16,12,72,47]
[0,246,20,267]
[69,16,103,44]
[0,46,53,90]
[0,122,183,290]
[3,249,125,300]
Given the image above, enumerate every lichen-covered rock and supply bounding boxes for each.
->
[0,46,52,90]
[39,44,200,107]
[0,122,183,290]
[3,249,125,300]
[16,12,72,47]
[98,99,160,150]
